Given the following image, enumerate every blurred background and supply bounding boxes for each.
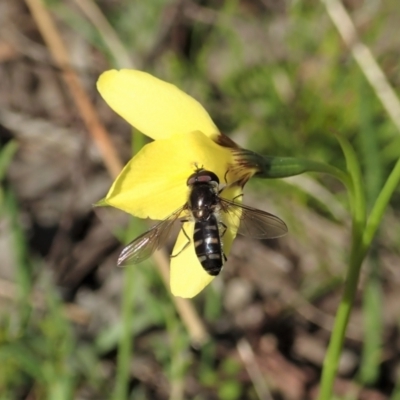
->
[0,0,400,399]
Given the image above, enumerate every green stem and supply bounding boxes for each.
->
[113,265,136,400]
[318,135,367,400]
[113,131,146,400]
[242,141,372,400]
[6,189,32,325]
[318,237,363,400]
[0,141,18,181]
[241,151,352,188]
[362,158,400,255]
[296,159,352,189]
[318,157,400,400]
[334,135,367,237]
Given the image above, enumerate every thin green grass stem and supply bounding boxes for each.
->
[6,189,32,326]
[348,156,400,283]
[113,131,146,400]
[113,265,136,400]
[362,158,400,254]
[0,141,18,182]
[358,77,383,385]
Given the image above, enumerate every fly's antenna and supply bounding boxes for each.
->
[193,162,204,172]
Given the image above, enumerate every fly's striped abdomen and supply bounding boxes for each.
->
[193,215,224,276]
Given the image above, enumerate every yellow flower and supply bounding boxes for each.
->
[97,70,254,298]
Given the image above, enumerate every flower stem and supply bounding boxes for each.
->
[241,151,352,188]
[318,238,363,400]
[243,140,398,400]
[318,135,367,400]
[318,157,400,399]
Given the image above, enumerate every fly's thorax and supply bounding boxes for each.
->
[188,183,219,221]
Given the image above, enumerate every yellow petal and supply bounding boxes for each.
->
[170,185,243,298]
[102,131,235,220]
[97,69,219,140]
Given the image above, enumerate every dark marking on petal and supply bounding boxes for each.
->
[214,133,240,149]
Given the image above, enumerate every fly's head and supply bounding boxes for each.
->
[187,168,220,221]
[186,168,220,189]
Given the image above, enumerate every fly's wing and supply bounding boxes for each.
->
[219,198,288,239]
[118,207,187,266]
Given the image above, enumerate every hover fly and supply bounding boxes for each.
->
[117,168,287,275]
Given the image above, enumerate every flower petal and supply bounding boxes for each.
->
[101,131,235,220]
[97,69,219,140]
[170,185,243,298]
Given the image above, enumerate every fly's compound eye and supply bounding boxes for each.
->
[187,170,220,186]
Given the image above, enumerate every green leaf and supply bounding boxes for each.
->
[335,135,366,237]
[358,264,383,384]
[357,76,383,386]
[362,158,400,254]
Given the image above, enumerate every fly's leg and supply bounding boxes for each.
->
[218,169,231,194]
[219,222,227,238]
[232,193,244,202]
[171,224,191,258]
[218,222,228,262]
